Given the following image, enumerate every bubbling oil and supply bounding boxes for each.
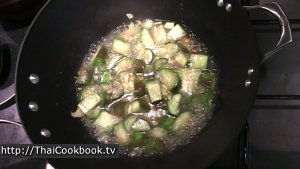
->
[77,19,218,157]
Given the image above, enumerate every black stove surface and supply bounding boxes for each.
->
[209,0,300,169]
[1,0,300,169]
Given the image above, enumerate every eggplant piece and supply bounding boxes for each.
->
[98,83,111,95]
[85,106,101,120]
[112,39,132,56]
[78,94,101,114]
[124,115,138,132]
[168,94,182,116]
[135,48,153,65]
[106,54,123,69]
[113,57,134,74]
[148,127,168,139]
[114,123,130,145]
[153,58,168,71]
[167,24,186,41]
[133,42,146,60]
[118,72,135,94]
[153,43,179,59]
[80,85,99,101]
[178,68,201,94]
[140,28,155,49]
[152,24,168,45]
[158,68,179,90]
[142,19,154,29]
[128,99,151,113]
[189,54,208,69]
[131,119,151,132]
[160,84,171,100]
[172,111,192,132]
[164,22,175,29]
[71,107,84,118]
[94,111,120,131]
[143,49,153,65]
[145,80,162,103]
[174,52,188,66]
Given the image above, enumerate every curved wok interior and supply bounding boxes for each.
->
[16,0,260,168]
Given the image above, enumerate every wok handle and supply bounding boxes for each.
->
[0,119,22,127]
[244,2,293,63]
[0,43,16,110]
[0,83,16,110]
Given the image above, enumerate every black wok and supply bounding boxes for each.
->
[4,0,291,168]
